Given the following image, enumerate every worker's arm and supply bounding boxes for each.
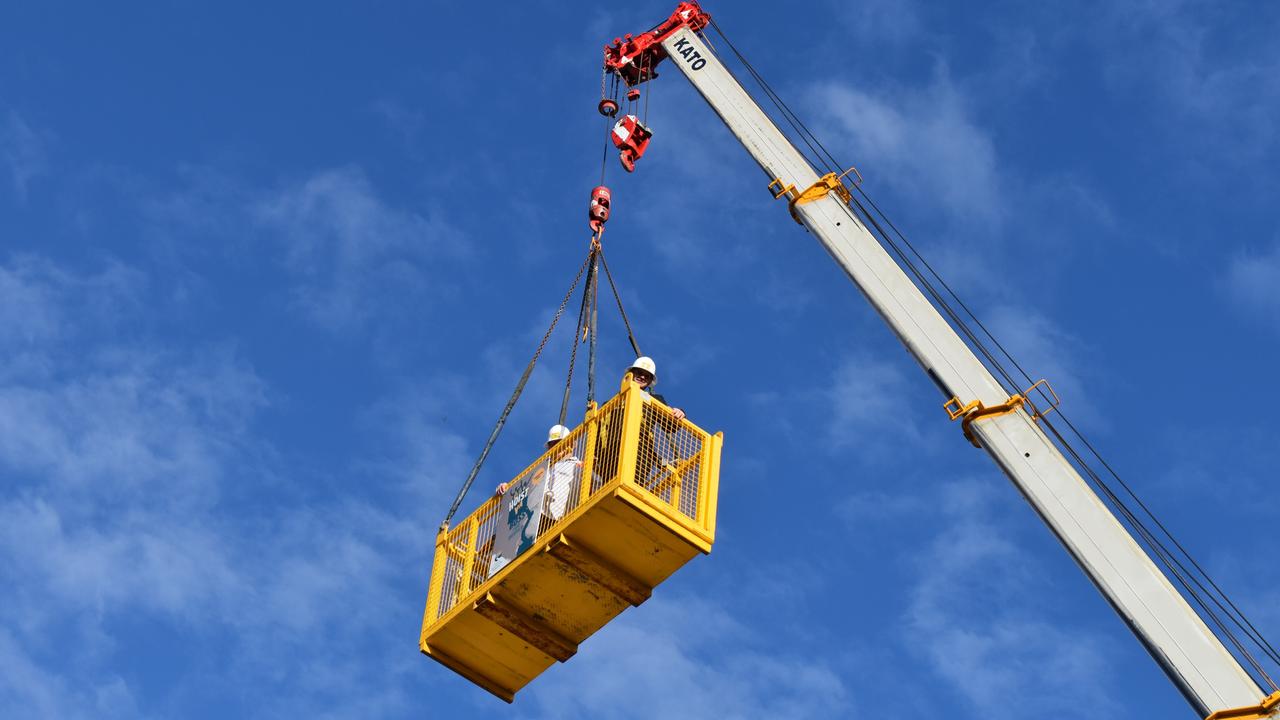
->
[648,391,686,420]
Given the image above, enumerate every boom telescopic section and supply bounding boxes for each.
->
[599,3,1278,719]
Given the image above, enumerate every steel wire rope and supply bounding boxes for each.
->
[821,84,1280,674]
[706,21,1026,396]
[844,132,1280,675]
[848,192,1027,394]
[711,19,1024,390]
[1051,410,1280,670]
[708,20,1017,371]
[1040,415,1280,689]
[601,113,613,187]
[643,54,653,126]
[709,22,1028,396]
[599,247,642,357]
[707,19,835,177]
[560,245,598,426]
[601,73,619,186]
[587,249,599,404]
[706,17,1280,681]
[442,252,592,527]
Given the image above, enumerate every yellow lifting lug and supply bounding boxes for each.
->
[945,378,1062,447]
[944,394,1027,448]
[944,397,982,422]
[1205,691,1280,720]
[768,168,861,225]
[787,172,854,225]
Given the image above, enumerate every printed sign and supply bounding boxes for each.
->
[490,470,548,576]
[670,36,707,71]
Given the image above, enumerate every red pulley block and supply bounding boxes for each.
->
[588,185,612,233]
[626,88,641,101]
[610,115,652,173]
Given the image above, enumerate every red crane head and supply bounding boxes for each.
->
[602,2,711,87]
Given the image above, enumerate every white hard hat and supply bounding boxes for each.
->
[629,356,657,379]
[546,424,571,444]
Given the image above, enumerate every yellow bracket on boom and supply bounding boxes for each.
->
[768,166,862,225]
[1205,691,1280,720]
[944,379,1061,448]
[944,394,1026,448]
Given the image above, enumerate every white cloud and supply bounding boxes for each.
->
[1098,0,1280,156]
[253,167,463,331]
[982,304,1103,428]
[0,255,142,361]
[903,480,1119,717]
[809,72,1004,228]
[0,627,140,720]
[140,165,464,337]
[1224,242,1280,328]
[831,0,922,47]
[836,489,927,527]
[1,110,48,203]
[521,596,851,720]
[354,378,476,518]
[0,255,454,717]
[825,352,923,454]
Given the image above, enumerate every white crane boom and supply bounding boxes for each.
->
[608,11,1270,717]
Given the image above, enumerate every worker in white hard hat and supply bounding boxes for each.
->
[536,424,581,522]
[488,422,584,579]
[494,423,576,496]
[626,356,684,420]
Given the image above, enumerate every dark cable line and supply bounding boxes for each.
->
[1055,411,1280,669]
[560,248,595,426]
[443,253,591,526]
[1042,415,1279,688]
[587,250,600,405]
[708,21,1025,397]
[600,247,642,357]
[447,236,648,525]
[708,19,834,175]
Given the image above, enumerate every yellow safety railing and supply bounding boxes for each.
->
[423,381,720,625]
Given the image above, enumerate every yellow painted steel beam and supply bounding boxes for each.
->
[474,592,577,663]
[616,485,713,553]
[457,518,481,597]
[704,432,723,539]
[421,525,449,641]
[422,643,515,703]
[545,533,651,606]
[579,402,600,506]
[616,383,644,490]
[648,453,699,503]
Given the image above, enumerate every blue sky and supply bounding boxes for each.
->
[3,1,1279,718]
